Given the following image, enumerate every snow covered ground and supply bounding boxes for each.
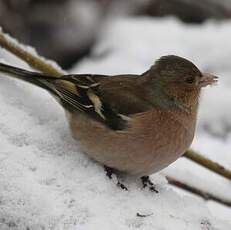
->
[0,17,231,229]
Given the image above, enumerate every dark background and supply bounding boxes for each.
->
[1,0,231,69]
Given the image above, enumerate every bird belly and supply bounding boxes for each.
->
[67,109,196,176]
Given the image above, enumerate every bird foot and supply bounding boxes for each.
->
[141,176,159,193]
[104,166,128,191]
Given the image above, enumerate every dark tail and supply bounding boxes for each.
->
[0,62,59,95]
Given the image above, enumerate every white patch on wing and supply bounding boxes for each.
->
[87,89,105,119]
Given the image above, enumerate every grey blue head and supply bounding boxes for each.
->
[149,55,217,88]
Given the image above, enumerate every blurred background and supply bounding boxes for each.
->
[1,0,231,69]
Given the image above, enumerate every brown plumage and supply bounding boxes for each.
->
[0,55,217,183]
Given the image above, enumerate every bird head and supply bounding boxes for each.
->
[145,55,218,111]
[150,55,217,89]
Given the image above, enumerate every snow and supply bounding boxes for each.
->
[1,17,231,229]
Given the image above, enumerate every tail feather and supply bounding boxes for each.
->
[0,62,59,95]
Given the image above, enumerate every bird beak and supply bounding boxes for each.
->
[199,73,218,87]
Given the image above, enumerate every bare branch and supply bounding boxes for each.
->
[0,28,65,76]
[166,176,231,208]
[184,150,231,180]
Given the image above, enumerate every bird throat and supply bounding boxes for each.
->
[148,84,198,113]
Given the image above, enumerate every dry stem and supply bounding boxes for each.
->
[184,150,231,180]
[166,176,231,208]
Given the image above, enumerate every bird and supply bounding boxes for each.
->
[0,55,217,191]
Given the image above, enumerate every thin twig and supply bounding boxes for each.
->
[0,28,231,182]
[184,150,231,180]
[0,28,65,76]
[166,176,231,208]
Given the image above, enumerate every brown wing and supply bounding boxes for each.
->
[53,74,152,130]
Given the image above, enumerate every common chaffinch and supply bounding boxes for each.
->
[0,55,217,191]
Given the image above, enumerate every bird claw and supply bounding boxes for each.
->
[104,166,128,191]
[117,181,128,191]
[104,165,113,179]
[141,176,159,193]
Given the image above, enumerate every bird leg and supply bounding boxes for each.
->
[141,176,158,193]
[104,166,128,191]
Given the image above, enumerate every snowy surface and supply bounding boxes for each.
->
[1,17,231,229]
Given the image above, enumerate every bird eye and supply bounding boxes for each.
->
[185,77,194,84]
